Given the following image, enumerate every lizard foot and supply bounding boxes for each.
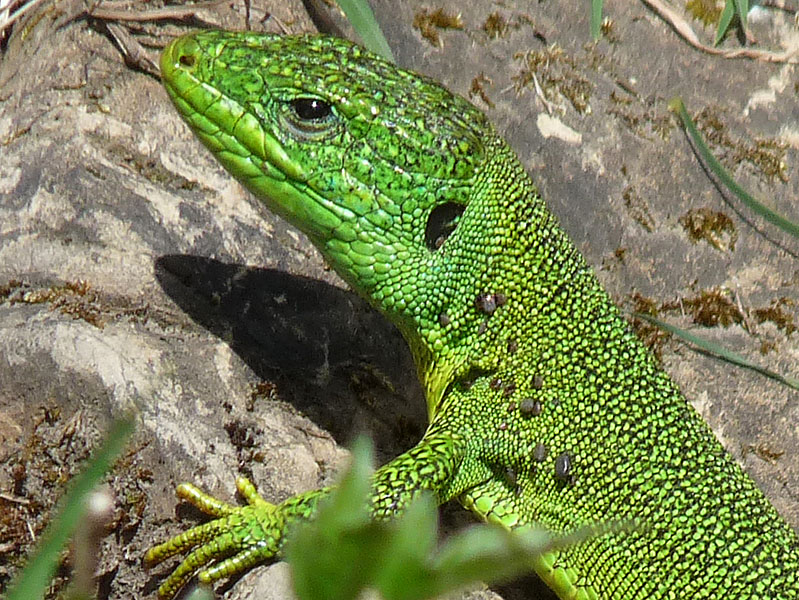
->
[145,476,284,599]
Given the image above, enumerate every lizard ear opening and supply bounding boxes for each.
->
[425,202,465,251]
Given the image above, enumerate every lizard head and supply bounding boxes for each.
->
[161,31,528,410]
[160,31,493,296]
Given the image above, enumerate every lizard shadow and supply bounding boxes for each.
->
[154,253,427,457]
[154,254,558,600]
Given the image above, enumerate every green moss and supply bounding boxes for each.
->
[413,8,464,48]
[753,297,796,336]
[513,46,593,114]
[103,139,199,190]
[685,0,723,27]
[759,339,778,354]
[607,92,673,141]
[483,12,509,39]
[622,185,655,232]
[627,292,671,359]
[610,90,633,106]
[2,280,107,328]
[600,17,618,43]
[663,288,743,328]
[694,107,789,183]
[469,73,495,108]
[248,380,281,410]
[679,207,737,251]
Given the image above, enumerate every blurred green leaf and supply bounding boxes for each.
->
[185,585,214,600]
[288,438,622,600]
[372,495,439,600]
[287,437,383,600]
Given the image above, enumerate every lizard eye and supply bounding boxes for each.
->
[425,202,465,251]
[281,97,337,140]
[290,98,332,121]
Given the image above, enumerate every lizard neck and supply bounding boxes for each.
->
[369,145,591,421]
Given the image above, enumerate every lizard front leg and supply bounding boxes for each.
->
[145,431,467,599]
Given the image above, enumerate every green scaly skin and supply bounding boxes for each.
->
[147,31,799,599]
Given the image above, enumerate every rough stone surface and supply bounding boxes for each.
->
[0,1,797,599]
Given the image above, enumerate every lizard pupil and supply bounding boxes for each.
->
[291,98,332,121]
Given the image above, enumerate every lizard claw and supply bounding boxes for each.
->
[145,477,285,599]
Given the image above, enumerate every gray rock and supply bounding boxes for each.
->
[0,1,796,599]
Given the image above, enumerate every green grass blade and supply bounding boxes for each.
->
[669,97,799,239]
[6,416,136,600]
[634,313,799,391]
[336,0,395,63]
[734,0,749,33]
[591,0,604,40]
[714,0,735,45]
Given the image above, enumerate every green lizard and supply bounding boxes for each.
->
[147,30,799,599]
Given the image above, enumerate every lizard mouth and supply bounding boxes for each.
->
[160,35,300,184]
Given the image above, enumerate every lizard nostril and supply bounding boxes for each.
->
[178,53,196,68]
